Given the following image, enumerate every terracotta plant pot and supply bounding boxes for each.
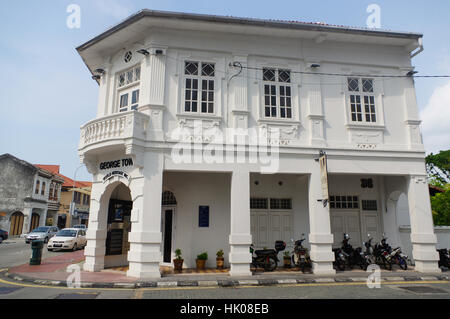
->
[216,257,224,269]
[196,259,206,270]
[173,259,184,272]
[283,256,291,268]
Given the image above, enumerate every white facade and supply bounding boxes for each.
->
[77,10,440,278]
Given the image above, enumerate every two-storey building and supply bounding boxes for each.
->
[0,154,64,236]
[77,10,440,279]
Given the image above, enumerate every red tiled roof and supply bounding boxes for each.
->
[35,164,92,188]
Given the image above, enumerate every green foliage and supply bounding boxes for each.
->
[431,184,450,226]
[283,251,290,257]
[175,248,182,260]
[426,150,450,185]
[197,252,208,260]
[216,249,224,258]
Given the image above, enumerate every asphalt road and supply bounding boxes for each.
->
[0,276,448,299]
[0,239,66,269]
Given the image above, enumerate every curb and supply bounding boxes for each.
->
[3,271,448,289]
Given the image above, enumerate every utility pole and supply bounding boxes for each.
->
[69,164,85,227]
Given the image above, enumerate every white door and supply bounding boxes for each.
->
[251,210,292,248]
[361,212,381,244]
[330,211,361,248]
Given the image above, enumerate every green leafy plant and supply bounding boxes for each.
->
[216,249,224,258]
[283,251,290,257]
[197,252,208,260]
[175,248,182,260]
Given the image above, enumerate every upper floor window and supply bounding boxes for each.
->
[347,77,376,123]
[184,61,215,114]
[49,183,54,200]
[53,184,59,200]
[41,182,46,196]
[263,68,292,119]
[35,180,40,195]
[117,65,141,113]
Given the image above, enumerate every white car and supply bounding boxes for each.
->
[47,228,87,251]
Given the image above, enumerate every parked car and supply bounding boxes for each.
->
[25,226,59,243]
[73,224,87,230]
[47,228,87,251]
[0,229,8,243]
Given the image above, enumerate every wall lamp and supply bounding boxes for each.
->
[91,75,101,81]
[406,70,418,77]
[137,49,150,56]
[94,68,105,75]
[310,63,321,69]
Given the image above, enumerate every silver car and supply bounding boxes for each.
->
[25,226,59,244]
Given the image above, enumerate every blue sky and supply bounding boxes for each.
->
[1,0,449,181]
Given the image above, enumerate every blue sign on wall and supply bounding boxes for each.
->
[198,206,209,227]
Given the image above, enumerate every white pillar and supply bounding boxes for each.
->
[229,169,252,276]
[308,167,336,275]
[406,175,440,273]
[22,206,32,234]
[127,152,163,279]
[84,182,107,272]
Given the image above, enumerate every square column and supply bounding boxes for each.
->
[84,182,107,272]
[127,152,164,279]
[308,167,336,275]
[229,169,252,276]
[407,175,440,273]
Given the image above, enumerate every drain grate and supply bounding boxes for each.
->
[0,287,23,294]
[55,293,99,299]
[399,286,448,294]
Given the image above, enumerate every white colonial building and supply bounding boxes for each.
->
[77,10,440,279]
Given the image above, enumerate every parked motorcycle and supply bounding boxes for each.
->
[373,235,393,270]
[388,246,408,270]
[437,248,449,269]
[250,240,286,271]
[333,247,347,271]
[291,234,312,272]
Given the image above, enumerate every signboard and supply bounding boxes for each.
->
[103,171,130,183]
[319,152,329,207]
[99,158,133,170]
[198,206,209,227]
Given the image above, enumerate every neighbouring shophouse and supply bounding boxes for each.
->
[77,10,441,279]
[0,154,64,236]
[35,165,92,229]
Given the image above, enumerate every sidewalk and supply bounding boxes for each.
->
[4,251,449,289]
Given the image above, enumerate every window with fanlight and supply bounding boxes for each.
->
[116,65,141,112]
[347,77,376,123]
[263,68,292,119]
[183,61,215,114]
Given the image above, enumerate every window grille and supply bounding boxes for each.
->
[250,198,268,209]
[329,195,359,209]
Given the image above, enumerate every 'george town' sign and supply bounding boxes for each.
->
[99,158,134,170]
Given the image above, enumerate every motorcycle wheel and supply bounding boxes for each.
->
[398,257,408,270]
[336,260,345,271]
[264,256,278,272]
[383,259,392,270]
[291,254,298,267]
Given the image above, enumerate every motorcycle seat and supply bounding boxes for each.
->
[255,249,276,256]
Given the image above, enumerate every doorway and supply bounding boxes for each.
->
[163,209,173,263]
[10,212,24,236]
[161,190,177,264]
[30,212,40,232]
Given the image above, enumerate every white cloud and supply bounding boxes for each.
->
[95,0,134,20]
[420,81,450,154]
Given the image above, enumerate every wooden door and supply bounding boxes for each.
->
[30,213,40,232]
[10,212,24,236]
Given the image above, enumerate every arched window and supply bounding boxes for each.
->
[41,182,46,195]
[162,191,177,206]
[35,180,40,195]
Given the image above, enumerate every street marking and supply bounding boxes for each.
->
[0,275,447,292]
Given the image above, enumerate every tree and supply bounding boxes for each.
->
[426,150,450,186]
[431,184,450,226]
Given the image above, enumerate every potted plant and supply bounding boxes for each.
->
[283,251,291,268]
[196,252,208,270]
[173,248,183,273]
[216,249,224,269]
